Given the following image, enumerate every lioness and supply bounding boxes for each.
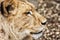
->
[0,0,47,40]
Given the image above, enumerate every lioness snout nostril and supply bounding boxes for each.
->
[41,22,46,25]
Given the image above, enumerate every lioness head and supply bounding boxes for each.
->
[0,0,47,40]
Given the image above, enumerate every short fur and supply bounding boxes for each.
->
[0,0,47,40]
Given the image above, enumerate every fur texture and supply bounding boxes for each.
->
[0,0,47,40]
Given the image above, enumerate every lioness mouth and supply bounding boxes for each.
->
[30,31,42,34]
[31,31,43,39]
[30,26,45,39]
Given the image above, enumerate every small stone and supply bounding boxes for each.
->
[52,35,55,38]
[56,32,59,34]
[58,25,60,27]
[54,0,60,3]
[48,23,52,26]
[46,30,50,33]
[50,32,53,35]
[58,17,60,21]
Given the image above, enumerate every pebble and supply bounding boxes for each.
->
[58,17,60,21]
[56,32,59,34]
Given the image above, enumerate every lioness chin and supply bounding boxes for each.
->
[0,0,47,40]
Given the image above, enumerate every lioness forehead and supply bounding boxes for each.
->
[18,1,35,12]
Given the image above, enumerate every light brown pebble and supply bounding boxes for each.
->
[56,32,59,34]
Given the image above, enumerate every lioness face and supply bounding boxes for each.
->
[1,0,47,40]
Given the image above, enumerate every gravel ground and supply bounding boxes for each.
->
[36,0,60,40]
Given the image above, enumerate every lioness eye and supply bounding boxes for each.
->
[25,11,32,15]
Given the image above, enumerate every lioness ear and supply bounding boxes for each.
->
[4,0,18,6]
[1,0,18,17]
[1,0,12,17]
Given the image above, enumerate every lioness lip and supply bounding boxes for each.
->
[30,31,42,34]
[31,31,43,39]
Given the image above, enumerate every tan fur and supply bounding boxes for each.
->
[0,0,47,40]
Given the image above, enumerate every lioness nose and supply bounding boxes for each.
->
[41,19,47,25]
[41,22,46,25]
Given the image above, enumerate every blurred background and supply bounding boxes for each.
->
[0,0,60,40]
